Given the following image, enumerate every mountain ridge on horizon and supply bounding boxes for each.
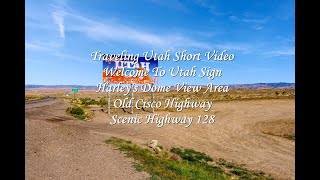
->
[25,82,295,90]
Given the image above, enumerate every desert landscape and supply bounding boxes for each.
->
[26,0,295,178]
[25,87,294,179]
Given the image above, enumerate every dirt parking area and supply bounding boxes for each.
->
[26,98,294,179]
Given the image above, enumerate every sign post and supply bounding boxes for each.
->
[108,91,110,114]
[151,83,154,113]
[131,84,134,114]
[71,88,79,100]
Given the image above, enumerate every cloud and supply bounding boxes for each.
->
[240,17,268,24]
[52,11,65,39]
[27,0,254,59]
[52,0,66,39]
[25,58,48,65]
[266,47,295,57]
[194,0,228,16]
[25,42,48,51]
[25,41,88,64]
[150,0,188,13]
[52,51,91,63]
[253,25,263,30]
[215,43,251,51]
[64,12,216,51]
[25,41,63,51]
[275,36,295,45]
[229,15,269,30]
[65,12,255,53]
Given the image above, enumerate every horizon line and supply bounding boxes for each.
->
[25,82,295,87]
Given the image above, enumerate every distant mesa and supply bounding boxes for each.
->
[228,82,295,89]
[25,82,295,90]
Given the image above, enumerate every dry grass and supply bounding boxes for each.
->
[25,88,295,102]
[106,137,274,180]
[25,88,295,115]
[255,119,295,140]
[25,95,49,101]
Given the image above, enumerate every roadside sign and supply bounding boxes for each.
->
[103,57,158,84]
[72,88,79,93]
[71,88,78,100]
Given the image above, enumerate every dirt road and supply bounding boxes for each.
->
[26,98,294,179]
[25,99,149,180]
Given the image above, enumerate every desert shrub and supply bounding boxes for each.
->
[79,97,97,105]
[98,96,108,106]
[25,95,49,101]
[66,106,86,120]
[66,106,84,115]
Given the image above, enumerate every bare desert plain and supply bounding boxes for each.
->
[25,88,295,180]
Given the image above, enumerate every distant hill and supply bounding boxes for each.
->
[229,82,295,89]
[25,83,294,90]
[25,85,97,90]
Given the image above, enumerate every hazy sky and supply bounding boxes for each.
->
[26,0,295,85]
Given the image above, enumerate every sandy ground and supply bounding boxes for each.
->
[26,98,294,180]
[25,99,150,180]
